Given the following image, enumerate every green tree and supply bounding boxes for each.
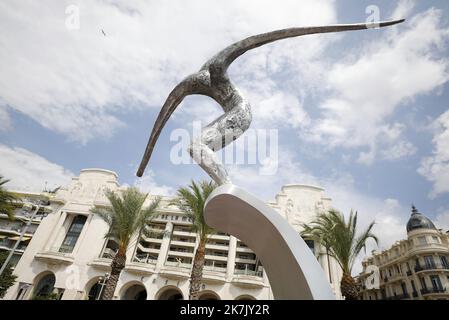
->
[0,252,17,298]
[90,187,160,300]
[301,209,377,300]
[170,180,217,300]
[0,176,19,220]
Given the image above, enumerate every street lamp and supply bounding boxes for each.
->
[96,273,109,300]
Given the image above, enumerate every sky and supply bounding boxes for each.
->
[1,0,449,272]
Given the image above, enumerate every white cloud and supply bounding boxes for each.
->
[435,210,449,231]
[418,109,449,198]
[0,0,337,143]
[0,144,73,192]
[133,170,175,196]
[0,104,11,131]
[392,0,416,21]
[302,7,449,164]
[228,147,408,274]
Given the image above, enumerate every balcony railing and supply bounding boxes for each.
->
[164,261,192,269]
[132,253,157,265]
[234,269,263,277]
[386,293,410,300]
[203,265,227,273]
[423,287,446,294]
[101,248,117,259]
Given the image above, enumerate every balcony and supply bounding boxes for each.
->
[168,250,194,258]
[89,257,112,271]
[35,246,74,265]
[159,261,192,280]
[208,234,230,241]
[172,230,196,237]
[386,293,410,300]
[202,265,227,284]
[232,269,265,288]
[125,260,156,275]
[88,248,116,270]
[421,287,447,295]
[415,264,444,273]
[205,243,229,251]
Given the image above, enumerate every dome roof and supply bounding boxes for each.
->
[406,206,436,233]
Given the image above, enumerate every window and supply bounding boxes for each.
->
[415,258,421,268]
[440,256,449,269]
[396,265,401,274]
[401,282,408,295]
[411,280,417,293]
[305,240,315,255]
[424,256,436,269]
[417,236,426,245]
[34,273,56,298]
[419,277,427,290]
[430,275,443,291]
[59,215,87,253]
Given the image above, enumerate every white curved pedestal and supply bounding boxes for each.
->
[204,184,335,300]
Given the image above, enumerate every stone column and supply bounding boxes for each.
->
[226,236,237,281]
[156,221,173,270]
[43,210,68,251]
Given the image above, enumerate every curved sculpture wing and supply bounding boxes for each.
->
[136,19,405,179]
[209,19,405,71]
[204,184,336,300]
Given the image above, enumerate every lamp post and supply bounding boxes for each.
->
[96,273,109,300]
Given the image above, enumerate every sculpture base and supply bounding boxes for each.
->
[204,184,335,300]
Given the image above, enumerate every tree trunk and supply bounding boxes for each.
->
[189,239,206,300]
[101,252,126,300]
[340,272,359,300]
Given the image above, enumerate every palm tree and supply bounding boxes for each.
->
[170,180,217,300]
[0,176,18,220]
[301,209,377,300]
[90,187,160,300]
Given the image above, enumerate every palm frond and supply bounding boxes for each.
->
[0,176,19,220]
[170,180,217,240]
[90,187,160,251]
[300,209,377,274]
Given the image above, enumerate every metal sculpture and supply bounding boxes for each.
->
[137,19,404,184]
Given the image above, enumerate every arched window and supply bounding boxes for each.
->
[121,284,147,300]
[156,286,184,300]
[33,273,56,298]
[87,282,102,300]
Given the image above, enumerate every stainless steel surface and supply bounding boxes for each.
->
[204,184,336,300]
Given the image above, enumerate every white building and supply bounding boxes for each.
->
[4,168,342,300]
[358,206,449,300]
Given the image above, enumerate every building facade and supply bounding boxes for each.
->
[0,192,54,268]
[358,206,449,300]
[3,168,342,300]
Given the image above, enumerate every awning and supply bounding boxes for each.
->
[0,235,7,239]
